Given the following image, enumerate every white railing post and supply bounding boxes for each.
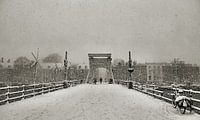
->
[33,83,36,96]
[22,85,25,99]
[42,83,44,94]
[52,83,55,92]
[6,86,9,104]
[48,84,50,93]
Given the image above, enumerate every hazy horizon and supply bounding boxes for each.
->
[1,0,200,65]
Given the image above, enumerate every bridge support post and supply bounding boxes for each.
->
[64,51,68,80]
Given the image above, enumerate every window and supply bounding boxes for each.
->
[157,66,160,69]
[149,76,151,80]
[79,66,81,69]
[154,76,156,80]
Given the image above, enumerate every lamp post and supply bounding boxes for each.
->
[64,51,68,80]
[127,51,134,89]
[128,51,134,81]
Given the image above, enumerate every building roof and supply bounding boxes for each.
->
[88,53,111,58]
[145,62,170,66]
[40,63,63,69]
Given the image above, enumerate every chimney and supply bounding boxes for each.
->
[7,59,10,63]
[65,51,67,60]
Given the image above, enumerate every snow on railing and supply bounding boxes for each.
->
[117,80,200,114]
[0,80,82,105]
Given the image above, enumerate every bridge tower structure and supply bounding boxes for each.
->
[86,53,114,83]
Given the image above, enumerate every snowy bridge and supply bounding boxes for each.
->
[0,84,200,120]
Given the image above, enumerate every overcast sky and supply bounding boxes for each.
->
[0,0,200,65]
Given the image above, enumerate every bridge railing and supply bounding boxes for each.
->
[0,80,82,105]
[117,80,200,114]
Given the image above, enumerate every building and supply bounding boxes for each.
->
[112,63,147,83]
[146,60,200,85]
[0,57,14,69]
[132,63,147,83]
[146,63,169,84]
[162,64,174,84]
[77,63,88,70]
[169,59,200,84]
[112,59,200,85]
[65,63,89,80]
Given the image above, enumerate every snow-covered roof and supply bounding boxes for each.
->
[40,63,63,69]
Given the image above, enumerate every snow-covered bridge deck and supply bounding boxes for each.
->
[0,84,199,120]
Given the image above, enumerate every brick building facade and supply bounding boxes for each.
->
[112,64,147,83]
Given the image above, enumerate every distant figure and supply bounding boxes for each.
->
[109,78,113,84]
[93,78,97,84]
[100,78,103,84]
[80,80,83,84]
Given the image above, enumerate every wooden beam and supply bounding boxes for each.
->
[88,53,111,58]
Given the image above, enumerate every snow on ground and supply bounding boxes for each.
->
[0,84,200,120]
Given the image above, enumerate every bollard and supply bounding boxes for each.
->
[109,79,113,84]
[128,82,133,89]
[117,81,119,84]
[80,80,83,84]
[42,83,44,94]
[161,92,163,97]
[63,81,69,88]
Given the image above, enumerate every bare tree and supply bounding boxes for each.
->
[43,53,62,63]
[14,56,31,69]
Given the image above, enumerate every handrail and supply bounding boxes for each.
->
[0,86,9,90]
[191,98,200,103]
[145,88,164,94]
[117,79,200,114]
[0,80,82,105]
[8,90,24,95]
